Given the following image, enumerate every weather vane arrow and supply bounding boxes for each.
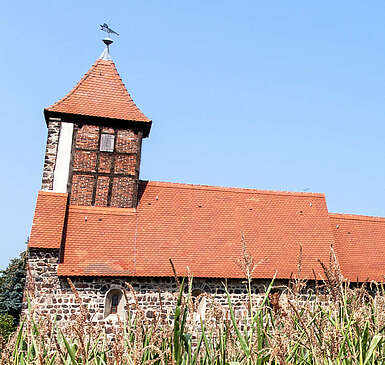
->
[100,23,119,38]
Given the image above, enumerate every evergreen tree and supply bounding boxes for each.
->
[0,251,26,320]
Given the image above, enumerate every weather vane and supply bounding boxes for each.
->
[100,23,119,38]
[99,23,119,61]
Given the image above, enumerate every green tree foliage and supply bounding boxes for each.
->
[0,252,26,321]
[0,314,15,341]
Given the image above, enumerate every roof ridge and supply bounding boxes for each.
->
[141,180,325,198]
[330,212,385,222]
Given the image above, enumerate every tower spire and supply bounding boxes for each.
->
[99,38,113,60]
[99,23,119,61]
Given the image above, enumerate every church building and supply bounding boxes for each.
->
[27,35,385,323]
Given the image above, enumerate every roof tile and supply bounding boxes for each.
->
[57,181,335,279]
[29,191,68,249]
[45,60,151,123]
[330,213,385,282]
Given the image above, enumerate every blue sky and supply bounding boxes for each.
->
[1,1,385,269]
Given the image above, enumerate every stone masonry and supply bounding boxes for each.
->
[41,120,61,190]
[26,248,292,329]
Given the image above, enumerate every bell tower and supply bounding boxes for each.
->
[41,32,151,208]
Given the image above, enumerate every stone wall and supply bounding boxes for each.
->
[41,120,61,190]
[26,248,292,330]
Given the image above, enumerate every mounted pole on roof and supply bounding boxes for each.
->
[99,23,119,60]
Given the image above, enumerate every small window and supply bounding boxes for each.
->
[104,288,126,319]
[111,294,119,314]
[100,134,115,152]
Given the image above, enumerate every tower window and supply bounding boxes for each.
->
[100,133,115,152]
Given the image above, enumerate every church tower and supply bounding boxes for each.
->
[41,36,151,208]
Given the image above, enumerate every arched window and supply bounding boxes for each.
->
[104,288,126,319]
[111,294,119,314]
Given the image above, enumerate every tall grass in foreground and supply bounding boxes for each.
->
[2,257,385,364]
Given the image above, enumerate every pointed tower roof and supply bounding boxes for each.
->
[45,55,151,135]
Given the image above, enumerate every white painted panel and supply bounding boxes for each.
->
[53,122,74,193]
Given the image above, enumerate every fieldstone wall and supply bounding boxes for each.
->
[26,248,297,330]
[41,120,61,190]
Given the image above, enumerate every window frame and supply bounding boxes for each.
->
[100,133,115,152]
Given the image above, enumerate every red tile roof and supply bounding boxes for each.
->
[54,181,335,279]
[330,213,385,282]
[30,186,385,281]
[29,191,68,249]
[45,59,151,124]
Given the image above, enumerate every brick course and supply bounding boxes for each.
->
[94,177,110,206]
[70,175,95,205]
[116,130,138,153]
[73,150,97,172]
[110,177,137,208]
[98,153,113,173]
[114,155,136,175]
[101,127,115,135]
[75,125,100,150]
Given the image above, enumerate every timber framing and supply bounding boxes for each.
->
[69,123,141,208]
